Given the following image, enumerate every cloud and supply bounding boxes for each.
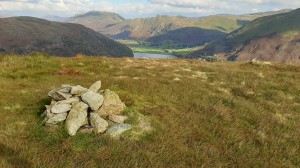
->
[0,0,299,18]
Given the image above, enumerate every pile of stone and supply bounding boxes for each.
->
[41,81,132,137]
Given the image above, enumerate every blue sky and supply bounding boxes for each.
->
[0,0,299,18]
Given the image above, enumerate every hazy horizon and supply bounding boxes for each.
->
[0,0,299,19]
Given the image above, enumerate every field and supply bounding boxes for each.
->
[0,55,299,167]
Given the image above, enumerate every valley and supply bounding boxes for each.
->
[0,4,300,167]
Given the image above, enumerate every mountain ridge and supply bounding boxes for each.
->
[190,8,300,63]
[0,16,133,57]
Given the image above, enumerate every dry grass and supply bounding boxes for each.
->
[0,55,299,167]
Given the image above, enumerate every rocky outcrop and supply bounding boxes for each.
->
[41,81,132,137]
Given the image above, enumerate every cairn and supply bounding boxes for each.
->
[41,81,132,137]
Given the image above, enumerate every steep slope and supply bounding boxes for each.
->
[243,9,292,17]
[191,8,300,63]
[146,27,227,48]
[0,17,133,57]
[67,11,125,32]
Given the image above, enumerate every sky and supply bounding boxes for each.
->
[0,0,299,18]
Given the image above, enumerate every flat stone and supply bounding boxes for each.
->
[56,91,72,100]
[51,103,72,114]
[105,123,132,138]
[45,113,68,125]
[71,85,89,95]
[65,102,89,136]
[97,89,125,116]
[48,86,72,100]
[90,113,108,134]
[109,115,128,124]
[81,91,104,111]
[57,97,80,105]
[89,81,101,93]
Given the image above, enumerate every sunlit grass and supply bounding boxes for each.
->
[0,55,299,167]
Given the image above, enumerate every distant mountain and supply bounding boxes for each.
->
[104,15,254,40]
[43,15,69,22]
[0,17,133,57]
[146,27,227,48]
[67,11,125,32]
[0,14,13,18]
[191,8,300,63]
[243,9,293,17]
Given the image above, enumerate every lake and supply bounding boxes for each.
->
[134,53,177,59]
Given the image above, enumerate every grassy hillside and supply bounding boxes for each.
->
[0,55,299,167]
[67,11,125,32]
[0,17,133,57]
[191,8,300,63]
[105,15,254,40]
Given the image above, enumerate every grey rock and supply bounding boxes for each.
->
[51,103,72,114]
[105,123,132,138]
[97,89,125,116]
[45,113,68,125]
[45,105,55,118]
[57,97,80,105]
[71,85,89,95]
[90,113,108,134]
[81,91,104,110]
[89,81,101,93]
[48,86,72,100]
[65,102,89,136]
[56,91,72,100]
[109,114,128,124]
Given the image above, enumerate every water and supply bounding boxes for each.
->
[134,53,176,59]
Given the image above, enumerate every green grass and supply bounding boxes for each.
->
[0,55,299,167]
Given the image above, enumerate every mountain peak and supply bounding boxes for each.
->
[73,11,125,20]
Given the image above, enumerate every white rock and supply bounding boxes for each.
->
[90,113,108,134]
[71,85,89,95]
[51,103,72,114]
[105,124,132,138]
[109,115,128,123]
[45,113,68,125]
[81,90,104,110]
[65,102,89,136]
[89,81,101,93]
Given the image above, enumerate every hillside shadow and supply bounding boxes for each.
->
[146,27,227,48]
[109,31,131,39]
[0,143,32,168]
